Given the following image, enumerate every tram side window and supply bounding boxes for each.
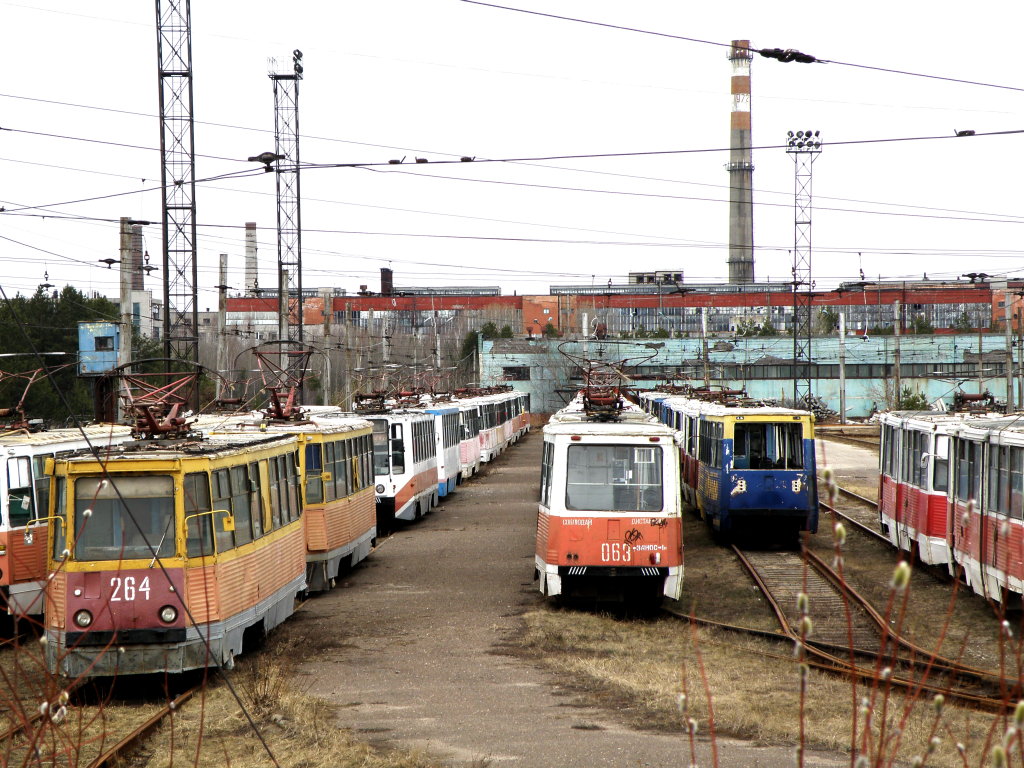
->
[230,465,254,546]
[250,462,264,538]
[52,476,66,560]
[1012,447,1024,520]
[285,452,301,521]
[7,456,34,527]
[912,432,927,489]
[698,422,723,468]
[33,454,52,527]
[371,420,390,476]
[305,444,324,505]
[361,435,373,489]
[955,440,982,503]
[211,469,235,553]
[539,441,553,506]
[888,426,900,479]
[185,472,215,558]
[933,435,950,493]
[885,425,900,479]
[322,442,336,503]
[565,444,663,512]
[341,439,353,497]
[899,431,911,484]
[268,457,284,530]
[324,441,337,499]
[390,424,406,475]
[987,444,1017,517]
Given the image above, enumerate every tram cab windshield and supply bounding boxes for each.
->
[566,444,663,512]
[732,422,804,470]
[72,475,176,561]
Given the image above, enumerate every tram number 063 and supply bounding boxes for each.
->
[600,543,632,563]
[109,576,151,602]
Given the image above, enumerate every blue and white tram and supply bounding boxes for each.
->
[424,403,461,498]
[650,393,818,539]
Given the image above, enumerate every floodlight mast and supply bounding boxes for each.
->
[786,129,822,406]
[269,50,305,400]
[155,0,200,409]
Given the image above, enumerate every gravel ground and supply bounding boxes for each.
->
[293,432,852,768]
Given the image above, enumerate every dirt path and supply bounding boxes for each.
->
[294,432,849,767]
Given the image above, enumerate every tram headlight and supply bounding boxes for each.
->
[159,605,178,624]
[375,484,385,494]
[73,610,93,629]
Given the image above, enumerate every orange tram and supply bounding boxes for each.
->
[206,408,376,593]
[44,430,307,677]
[535,392,683,608]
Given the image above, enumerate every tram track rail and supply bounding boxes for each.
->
[706,544,1015,711]
[820,487,889,546]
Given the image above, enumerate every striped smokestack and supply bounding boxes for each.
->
[727,40,755,284]
[245,222,258,295]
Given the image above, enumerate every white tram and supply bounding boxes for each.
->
[368,410,438,532]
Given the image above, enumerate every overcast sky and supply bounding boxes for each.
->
[1,1,1022,308]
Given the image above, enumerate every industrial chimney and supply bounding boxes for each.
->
[245,222,258,295]
[727,40,755,285]
[380,267,394,297]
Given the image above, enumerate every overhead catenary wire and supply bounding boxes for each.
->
[459,0,1024,94]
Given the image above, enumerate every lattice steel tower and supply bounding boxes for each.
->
[786,130,821,405]
[155,0,199,382]
[270,50,304,349]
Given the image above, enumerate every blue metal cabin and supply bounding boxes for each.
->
[77,322,120,376]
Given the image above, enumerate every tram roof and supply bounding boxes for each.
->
[206,415,372,437]
[58,430,297,464]
[659,396,811,418]
[545,397,674,435]
[947,417,1024,437]
[0,423,132,447]
[877,410,1006,427]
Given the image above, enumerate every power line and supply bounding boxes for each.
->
[459,1,1024,94]
[0,126,249,164]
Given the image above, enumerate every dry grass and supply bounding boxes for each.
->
[126,640,444,768]
[518,607,1001,768]
[516,483,1024,768]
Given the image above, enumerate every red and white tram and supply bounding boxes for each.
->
[877,411,963,565]
[948,418,1024,601]
[536,394,683,607]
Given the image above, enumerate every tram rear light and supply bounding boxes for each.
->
[0,544,6,555]
[73,610,92,629]
[650,553,661,565]
[649,437,660,442]
[571,435,581,441]
[159,605,178,624]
